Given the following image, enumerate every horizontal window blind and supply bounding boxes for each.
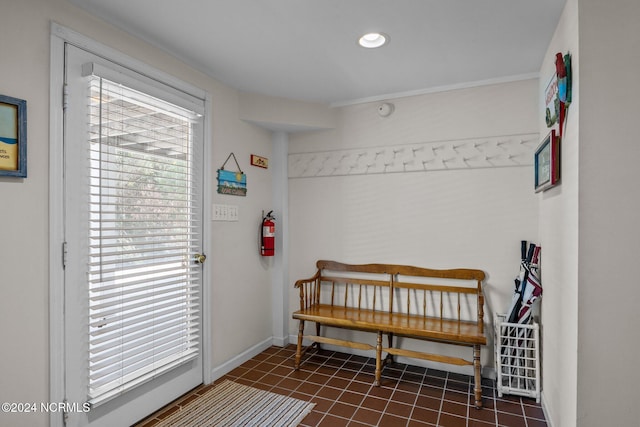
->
[86,73,202,407]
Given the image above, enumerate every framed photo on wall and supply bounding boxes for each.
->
[0,94,27,178]
[534,129,560,192]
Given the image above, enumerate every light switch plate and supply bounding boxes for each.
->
[228,205,239,221]
[212,204,239,221]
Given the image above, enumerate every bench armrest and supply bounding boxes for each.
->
[294,271,321,310]
[478,292,485,335]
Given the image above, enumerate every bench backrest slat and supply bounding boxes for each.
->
[320,276,391,310]
[331,281,335,306]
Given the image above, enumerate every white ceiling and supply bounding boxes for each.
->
[69,0,566,106]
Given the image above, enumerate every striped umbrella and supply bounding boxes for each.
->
[501,242,542,382]
[506,241,537,323]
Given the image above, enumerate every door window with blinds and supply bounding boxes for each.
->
[83,65,203,406]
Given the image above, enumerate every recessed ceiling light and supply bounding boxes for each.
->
[358,32,389,49]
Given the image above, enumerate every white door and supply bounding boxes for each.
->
[63,44,205,427]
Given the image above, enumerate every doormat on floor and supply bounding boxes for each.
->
[154,380,315,427]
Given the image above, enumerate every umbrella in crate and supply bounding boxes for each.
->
[515,245,542,324]
[506,241,537,323]
[500,241,542,385]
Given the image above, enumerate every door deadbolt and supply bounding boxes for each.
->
[194,253,207,264]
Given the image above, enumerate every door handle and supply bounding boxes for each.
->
[194,253,207,264]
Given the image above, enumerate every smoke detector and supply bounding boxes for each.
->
[377,102,395,117]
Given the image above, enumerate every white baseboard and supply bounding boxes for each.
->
[541,391,554,427]
[272,335,290,347]
[209,338,274,382]
[209,336,292,382]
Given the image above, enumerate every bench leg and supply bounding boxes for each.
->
[315,322,322,351]
[384,333,395,365]
[294,320,304,370]
[473,345,483,408]
[374,331,383,386]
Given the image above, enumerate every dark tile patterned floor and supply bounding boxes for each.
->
[136,345,547,427]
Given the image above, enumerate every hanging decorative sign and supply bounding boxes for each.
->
[545,52,572,134]
[250,154,268,169]
[217,152,247,196]
[544,74,559,127]
[555,52,572,138]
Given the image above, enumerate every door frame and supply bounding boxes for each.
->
[49,23,213,427]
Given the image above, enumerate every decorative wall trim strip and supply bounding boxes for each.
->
[288,133,539,178]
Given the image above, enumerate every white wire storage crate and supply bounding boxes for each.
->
[494,313,540,402]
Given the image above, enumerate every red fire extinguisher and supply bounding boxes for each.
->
[261,211,275,257]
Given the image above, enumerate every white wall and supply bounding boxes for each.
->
[9,1,638,425]
[288,80,540,372]
[540,1,640,426]
[239,91,337,131]
[0,1,273,426]
[537,0,579,425]
[576,0,640,425]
